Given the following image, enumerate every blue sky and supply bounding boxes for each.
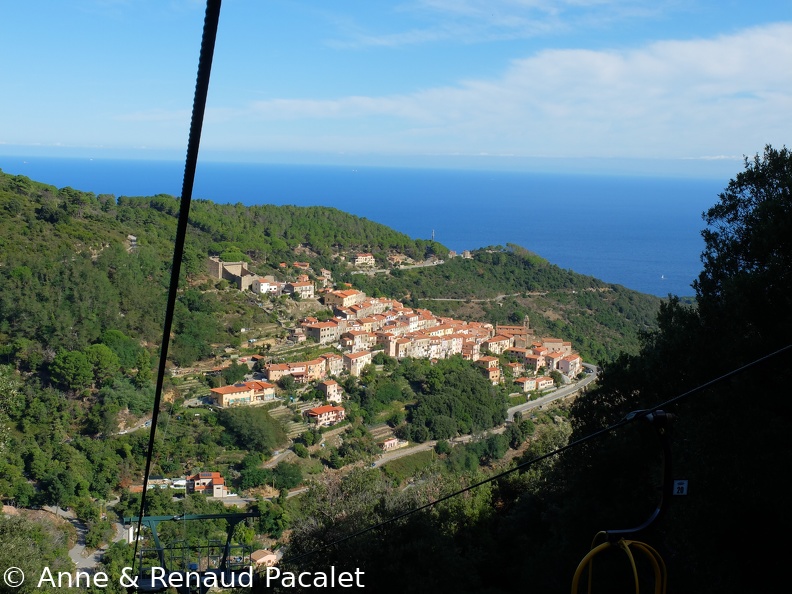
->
[1,0,791,176]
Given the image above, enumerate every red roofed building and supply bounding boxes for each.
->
[343,351,372,376]
[380,437,402,451]
[559,354,582,377]
[482,335,512,355]
[524,354,544,373]
[515,376,538,392]
[324,289,366,308]
[476,356,501,384]
[320,352,344,376]
[186,471,228,497]
[285,280,315,299]
[303,358,326,381]
[340,330,376,352]
[304,404,346,427]
[264,363,290,382]
[209,381,276,407]
[545,351,564,371]
[542,337,572,355]
[305,320,341,344]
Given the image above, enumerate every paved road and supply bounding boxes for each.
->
[263,448,297,468]
[506,364,598,421]
[421,292,540,302]
[350,259,445,276]
[118,418,152,436]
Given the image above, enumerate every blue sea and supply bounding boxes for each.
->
[0,156,728,298]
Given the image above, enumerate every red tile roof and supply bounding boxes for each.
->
[307,405,345,415]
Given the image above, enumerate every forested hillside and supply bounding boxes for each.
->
[0,168,660,368]
[0,164,676,593]
[272,146,792,594]
[0,171,440,356]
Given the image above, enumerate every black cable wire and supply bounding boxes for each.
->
[282,342,792,565]
[131,0,222,572]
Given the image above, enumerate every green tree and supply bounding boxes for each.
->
[50,350,93,392]
[551,148,792,594]
[85,401,121,437]
[84,344,121,388]
[0,515,73,594]
[222,361,248,385]
[482,433,508,462]
[272,462,303,490]
[506,422,524,449]
[132,350,152,389]
[218,407,286,455]
[429,415,457,440]
[240,467,272,490]
[255,499,290,538]
[100,330,143,371]
[278,374,296,391]
[434,440,452,455]
[695,144,792,348]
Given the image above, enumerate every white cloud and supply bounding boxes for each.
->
[223,23,792,160]
[329,0,666,47]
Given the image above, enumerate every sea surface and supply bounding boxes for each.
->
[0,156,728,298]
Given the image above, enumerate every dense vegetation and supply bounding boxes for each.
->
[0,164,663,506]
[218,407,288,455]
[398,357,508,440]
[266,146,792,593]
[341,356,507,440]
[0,159,712,592]
[0,171,440,360]
[0,167,461,512]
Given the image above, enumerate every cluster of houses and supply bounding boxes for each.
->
[128,472,236,498]
[294,288,583,385]
[208,249,486,300]
[208,251,410,299]
[207,258,584,410]
[210,288,583,411]
[127,256,585,498]
[208,287,582,409]
[208,256,326,298]
[208,249,447,301]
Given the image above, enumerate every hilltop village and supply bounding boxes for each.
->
[204,255,585,415]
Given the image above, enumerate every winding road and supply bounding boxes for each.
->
[43,505,126,571]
